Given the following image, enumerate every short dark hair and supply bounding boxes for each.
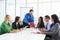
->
[51,14,59,23]
[45,15,50,19]
[29,9,34,12]
[15,16,20,22]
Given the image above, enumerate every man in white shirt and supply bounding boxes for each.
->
[44,15,51,31]
[43,15,51,40]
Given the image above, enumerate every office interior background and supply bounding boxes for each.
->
[0,0,60,25]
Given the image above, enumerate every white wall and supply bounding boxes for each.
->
[0,0,5,24]
[6,0,15,21]
[0,0,60,24]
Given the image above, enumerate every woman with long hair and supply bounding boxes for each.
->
[37,17,45,28]
[12,16,23,29]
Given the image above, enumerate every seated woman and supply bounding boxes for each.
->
[0,15,18,35]
[37,17,45,30]
[59,21,60,28]
[12,16,23,30]
[59,21,60,24]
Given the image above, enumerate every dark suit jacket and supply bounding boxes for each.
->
[37,22,45,28]
[12,22,23,29]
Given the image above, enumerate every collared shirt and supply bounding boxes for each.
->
[0,21,13,35]
[44,21,51,31]
[23,13,34,24]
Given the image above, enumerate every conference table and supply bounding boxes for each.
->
[0,28,46,40]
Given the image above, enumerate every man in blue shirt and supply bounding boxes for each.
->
[23,9,34,28]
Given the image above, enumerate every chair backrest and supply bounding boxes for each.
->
[57,23,60,37]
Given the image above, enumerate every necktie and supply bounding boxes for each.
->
[46,23,48,29]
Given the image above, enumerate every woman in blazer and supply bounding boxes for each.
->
[40,14,60,40]
[37,17,45,30]
[12,16,23,30]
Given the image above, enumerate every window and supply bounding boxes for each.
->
[6,5,15,20]
[39,3,51,17]
[7,0,15,5]
[6,0,15,20]
[52,0,60,2]
[0,0,5,24]
[16,0,26,4]
[52,2,60,18]
[16,4,26,16]
[39,0,51,2]
[27,0,38,3]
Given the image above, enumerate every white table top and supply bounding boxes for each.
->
[0,28,45,40]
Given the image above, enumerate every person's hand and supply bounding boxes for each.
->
[16,30,20,32]
[18,20,23,25]
[40,31,44,34]
[19,20,21,23]
[28,23,30,25]
[20,28,24,31]
[21,22,23,25]
[38,28,44,31]
[11,29,20,33]
[40,28,44,31]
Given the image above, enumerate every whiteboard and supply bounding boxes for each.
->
[20,7,33,21]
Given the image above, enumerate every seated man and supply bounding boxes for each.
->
[23,9,35,28]
[0,15,19,35]
[0,26,1,35]
[44,15,51,31]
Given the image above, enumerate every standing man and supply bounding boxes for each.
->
[23,9,34,28]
